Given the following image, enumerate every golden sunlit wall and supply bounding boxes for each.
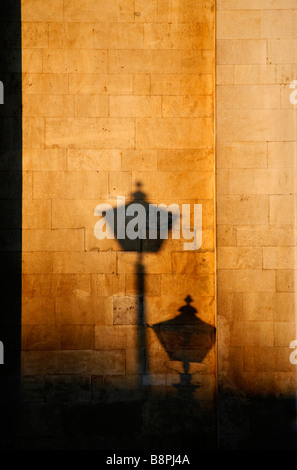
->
[21,0,216,409]
[217,0,297,406]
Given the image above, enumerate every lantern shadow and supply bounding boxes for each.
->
[149,295,216,397]
[111,182,175,253]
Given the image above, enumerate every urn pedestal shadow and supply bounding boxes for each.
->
[149,295,216,397]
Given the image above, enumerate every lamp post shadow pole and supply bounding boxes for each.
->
[136,249,149,389]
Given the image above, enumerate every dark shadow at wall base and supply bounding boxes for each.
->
[0,0,22,450]
[1,377,297,450]
[219,392,297,450]
[1,387,217,451]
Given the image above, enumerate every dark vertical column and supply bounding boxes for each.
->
[136,252,147,387]
[0,0,22,450]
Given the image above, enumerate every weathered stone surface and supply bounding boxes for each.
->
[20,0,217,450]
[113,296,142,325]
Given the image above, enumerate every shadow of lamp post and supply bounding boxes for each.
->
[98,182,176,387]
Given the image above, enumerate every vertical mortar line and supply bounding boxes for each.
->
[50,198,53,230]
[214,0,220,450]
[108,170,111,198]
[73,85,77,119]
[258,9,261,39]
[46,22,49,49]
[293,53,297,420]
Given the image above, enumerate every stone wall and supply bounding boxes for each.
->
[216,0,297,448]
[21,0,216,449]
[18,0,297,450]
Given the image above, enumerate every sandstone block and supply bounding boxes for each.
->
[94,23,144,49]
[91,274,125,297]
[23,94,75,117]
[217,85,280,110]
[230,321,274,347]
[117,252,172,274]
[45,118,135,149]
[22,0,64,21]
[217,11,260,39]
[56,295,113,325]
[217,39,266,65]
[60,326,94,350]
[263,247,296,270]
[49,23,94,49]
[33,171,109,199]
[217,247,262,270]
[22,200,51,229]
[23,117,44,149]
[218,270,276,293]
[151,74,213,96]
[22,296,55,325]
[43,49,107,74]
[216,65,235,85]
[235,65,277,84]
[22,325,60,350]
[162,95,213,118]
[22,252,53,274]
[172,252,215,274]
[110,95,162,118]
[277,270,297,293]
[269,195,295,225]
[108,50,181,74]
[217,196,268,225]
[136,118,213,149]
[217,110,296,142]
[122,150,158,172]
[69,74,133,95]
[53,252,116,274]
[22,22,49,48]
[75,95,109,118]
[23,73,69,95]
[23,149,67,171]
[22,49,43,73]
[23,229,84,252]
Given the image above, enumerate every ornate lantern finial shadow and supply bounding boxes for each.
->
[148,295,216,397]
